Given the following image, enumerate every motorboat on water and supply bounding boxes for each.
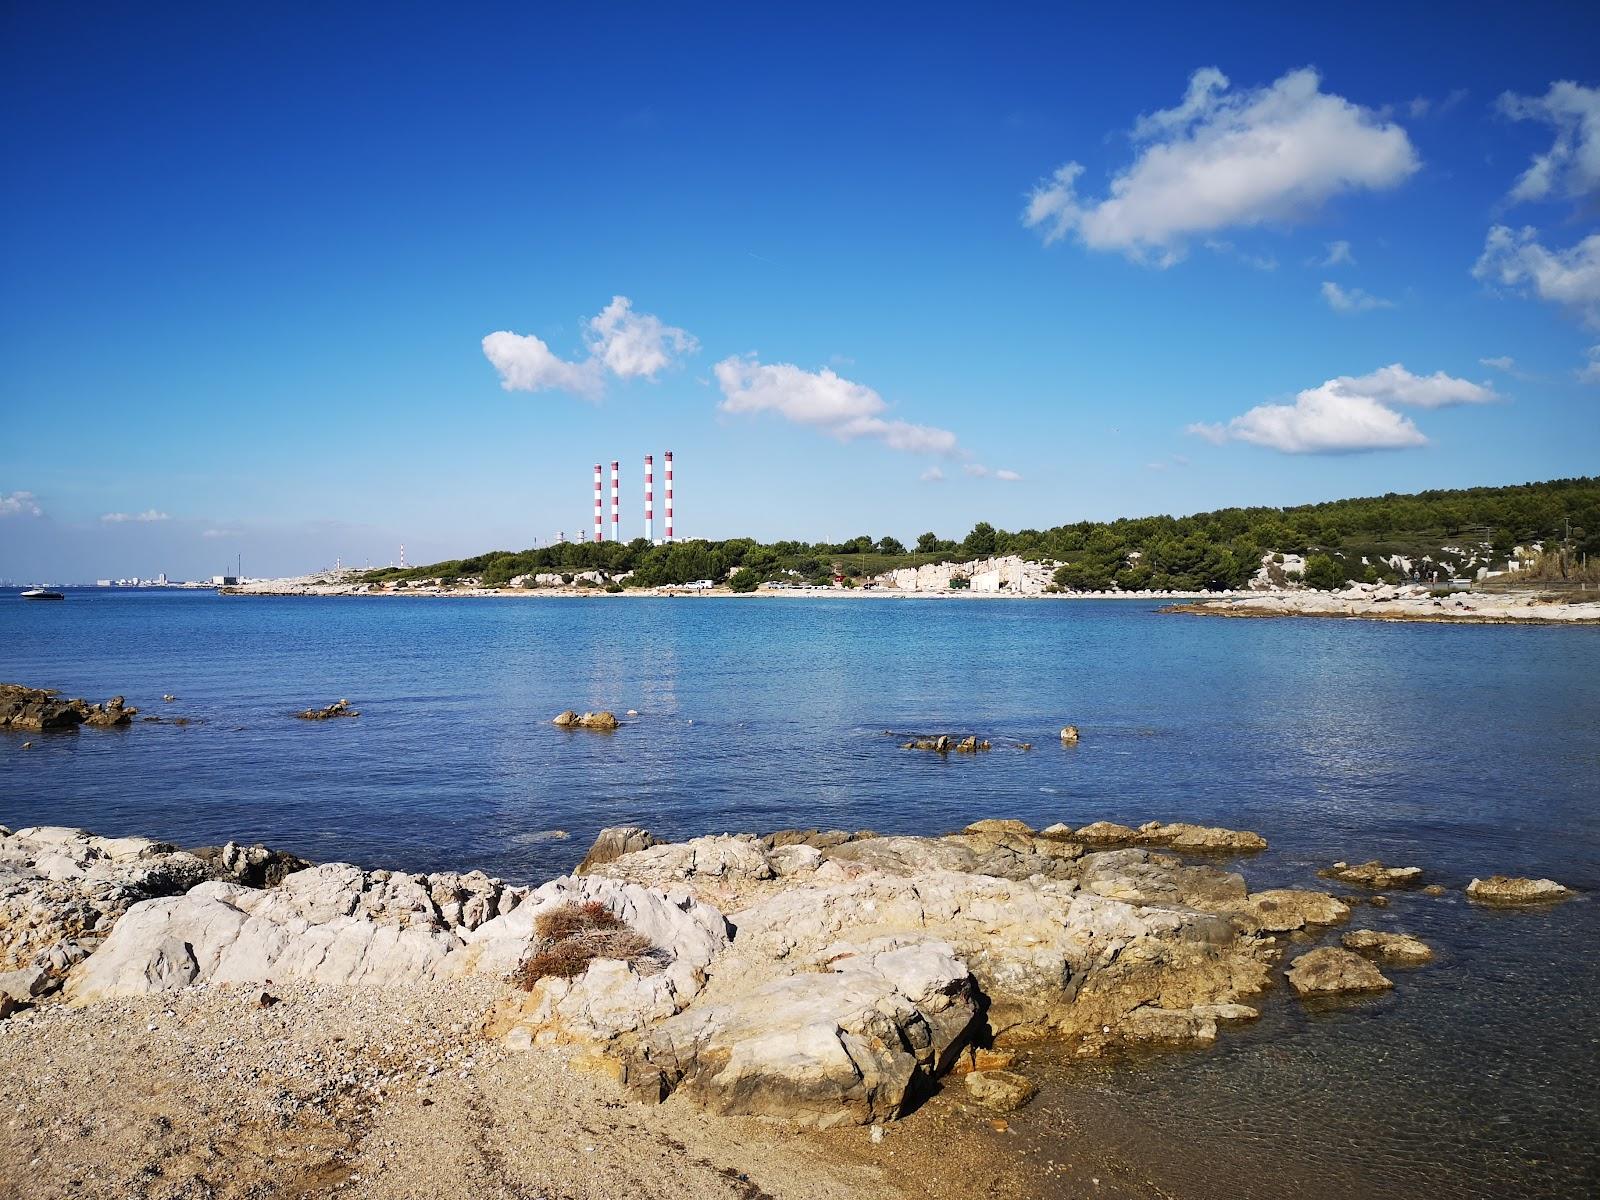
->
[20,588,65,600]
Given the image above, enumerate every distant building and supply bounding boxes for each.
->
[211,575,239,586]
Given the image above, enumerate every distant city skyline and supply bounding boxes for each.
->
[4,4,1599,580]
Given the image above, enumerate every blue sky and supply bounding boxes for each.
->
[3,2,1598,580]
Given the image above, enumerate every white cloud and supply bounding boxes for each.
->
[920,466,945,482]
[962,464,1022,481]
[1024,67,1418,263]
[584,296,697,380]
[1321,280,1394,313]
[713,355,958,455]
[100,509,170,523]
[1580,347,1600,385]
[1189,364,1497,454]
[481,330,602,398]
[483,296,694,399]
[1479,355,1516,371]
[1473,225,1600,328]
[1407,89,1468,121]
[202,528,240,539]
[1498,82,1600,204]
[0,491,42,518]
[1320,239,1355,266]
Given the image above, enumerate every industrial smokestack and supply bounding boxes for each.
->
[644,454,654,542]
[664,450,674,542]
[593,463,603,543]
[610,461,620,544]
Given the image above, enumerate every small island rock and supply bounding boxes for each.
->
[1465,876,1573,905]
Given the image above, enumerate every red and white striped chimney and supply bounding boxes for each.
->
[664,450,674,542]
[593,463,603,542]
[644,454,654,542]
[610,460,620,544]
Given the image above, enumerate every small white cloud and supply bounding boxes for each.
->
[714,355,958,455]
[1024,67,1418,264]
[1473,225,1600,328]
[1204,239,1278,270]
[0,490,42,518]
[1321,280,1394,313]
[920,466,945,482]
[584,296,697,381]
[483,296,694,399]
[1320,239,1355,266]
[1190,364,1497,455]
[963,464,991,477]
[995,469,1023,482]
[1479,355,1516,371]
[1580,346,1600,385]
[100,509,170,523]
[1407,89,1468,121]
[1497,82,1600,204]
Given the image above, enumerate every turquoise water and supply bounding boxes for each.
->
[3,588,1597,1196]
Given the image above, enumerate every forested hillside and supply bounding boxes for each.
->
[362,477,1598,593]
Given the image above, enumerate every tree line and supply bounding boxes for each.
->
[361,476,1598,592]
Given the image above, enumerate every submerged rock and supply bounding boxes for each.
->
[1465,876,1573,905]
[1319,861,1425,889]
[296,699,357,720]
[1341,929,1434,966]
[1059,726,1080,744]
[964,1068,1037,1112]
[1286,947,1393,997]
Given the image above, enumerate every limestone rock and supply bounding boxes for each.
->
[0,965,51,1002]
[576,826,657,874]
[1286,947,1393,997]
[0,684,139,732]
[0,826,216,975]
[964,1069,1037,1112]
[469,875,729,1045]
[554,710,619,730]
[1138,822,1268,853]
[1465,876,1573,905]
[1319,861,1424,889]
[191,842,314,888]
[1059,726,1080,744]
[622,937,978,1127]
[1072,821,1140,845]
[65,861,536,1003]
[1340,929,1434,966]
[1119,1005,1218,1045]
[1219,889,1350,934]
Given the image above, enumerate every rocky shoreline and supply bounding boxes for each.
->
[0,817,1577,1198]
[1163,581,1600,624]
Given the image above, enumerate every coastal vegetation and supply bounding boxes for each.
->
[361,476,1598,593]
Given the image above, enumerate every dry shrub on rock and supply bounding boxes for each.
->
[511,900,663,990]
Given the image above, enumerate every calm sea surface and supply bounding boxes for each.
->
[3,589,1597,1197]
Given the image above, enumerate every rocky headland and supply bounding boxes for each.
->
[0,818,1577,1198]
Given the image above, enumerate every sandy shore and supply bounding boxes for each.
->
[0,976,1190,1200]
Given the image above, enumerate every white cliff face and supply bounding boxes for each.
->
[877,555,1057,594]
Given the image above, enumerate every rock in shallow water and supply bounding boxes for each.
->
[964,1069,1037,1111]
[1341,929,1434,965]
[1319,860,1424,889]
[1465,876,1573,905]
[1286,947,1393,997]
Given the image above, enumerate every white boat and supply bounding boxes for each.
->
[20,588,65,600]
